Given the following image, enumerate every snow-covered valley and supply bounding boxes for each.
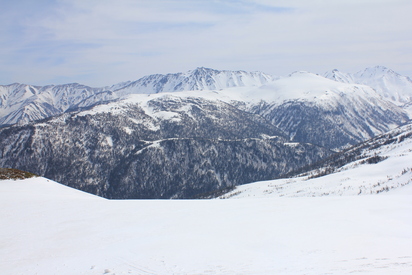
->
[1,177,412,275]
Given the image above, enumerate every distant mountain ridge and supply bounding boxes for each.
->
[1,66,410,150]
[114,67,275,95]
[2,66,411,127]
[0,67,273,126]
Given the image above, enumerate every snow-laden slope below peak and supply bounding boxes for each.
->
[193,71,389,106]
[324,69,355,84]
[256,71,371,103]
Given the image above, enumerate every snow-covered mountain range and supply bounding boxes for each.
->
[2,66,411,129]
[0,67,273,126]
[0,66,411,198]
[114,67,275,96]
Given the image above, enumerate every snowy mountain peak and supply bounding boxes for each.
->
[356,66,412,105]
[187,67,219,76]
[324,66,412,107]
[324,69,354,84]
[355,65,396,78]
[324,66,399,81]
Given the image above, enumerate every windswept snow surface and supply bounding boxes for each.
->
[2,178,412,274]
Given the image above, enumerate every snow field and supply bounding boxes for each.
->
[1,178,412,274]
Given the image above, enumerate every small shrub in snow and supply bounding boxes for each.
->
[0,168,37,180]
[361,155,388,164]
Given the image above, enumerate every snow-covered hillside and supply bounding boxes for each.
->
[1,177,412,274]
[209,71,408,148]
[220,123,412,199]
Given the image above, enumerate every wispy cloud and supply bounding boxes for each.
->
[0,0,411,86]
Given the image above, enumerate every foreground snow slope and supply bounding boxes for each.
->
[1,178,412,274]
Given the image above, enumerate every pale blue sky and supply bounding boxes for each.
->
[1,0,411,86]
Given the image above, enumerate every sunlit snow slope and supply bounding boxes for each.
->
[1,177,412,275]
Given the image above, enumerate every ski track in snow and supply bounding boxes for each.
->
[1,178,412,274]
